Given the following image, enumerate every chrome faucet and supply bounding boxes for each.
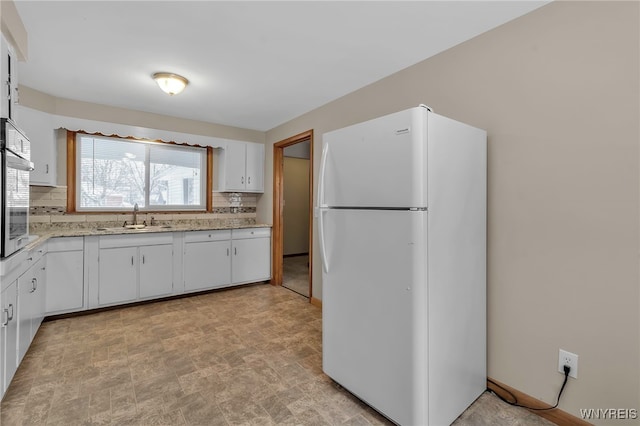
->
[133,203,139,225]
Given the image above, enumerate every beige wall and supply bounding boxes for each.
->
[283,157,310,255]
[262,1,640,422]
[19,86,265,144]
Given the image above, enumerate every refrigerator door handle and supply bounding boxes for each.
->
[317,208,330,273]
[317,142,329,207]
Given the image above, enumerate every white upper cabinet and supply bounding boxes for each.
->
[0,35,19,123]
[215,141,264,193]
[17,106,57,186]
[245,143,264,192]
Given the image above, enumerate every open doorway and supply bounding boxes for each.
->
[272,130,313,300]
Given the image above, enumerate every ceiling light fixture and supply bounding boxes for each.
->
[152,72,189,96]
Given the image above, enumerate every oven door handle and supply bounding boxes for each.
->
[6,152,34,172]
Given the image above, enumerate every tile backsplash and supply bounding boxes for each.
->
[29,186,259,233]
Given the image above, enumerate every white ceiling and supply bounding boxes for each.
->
[15,1,548,132]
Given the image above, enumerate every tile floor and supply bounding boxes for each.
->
[0,284,554,425]
[282,255,310,298]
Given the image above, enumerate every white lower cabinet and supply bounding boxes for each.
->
[231,228,271,284]
[96,234,173,307]
[46,239,85,315]
[17,267,35,363]
[98,246,138,306]
[1,281,17,395]
[32,259,46,340]
[16,251,47,367]
[139,245,173,298]
[184,230,231,292]
[1,243,46,399]
[184,228,270,291]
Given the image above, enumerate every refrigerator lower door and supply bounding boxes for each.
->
[322,208,428,426]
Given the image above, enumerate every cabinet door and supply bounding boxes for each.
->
[224,143,247,191]
[32,258,47,336]
[98,247,137,306]
[18,106,56,186]
[231,237,271,284]
[139,245,173,298]
[0,37,9,120]
[0,292,3,397]
[46,250,84,314]
[17,271,35,363]
[1,281,18,394]
[184,240,231,291]
[1,36,16,122]
[245,143,264,192]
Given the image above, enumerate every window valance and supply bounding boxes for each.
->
[52,114,227,148]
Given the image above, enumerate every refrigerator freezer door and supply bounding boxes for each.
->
[320,107,428,209]
[322,208,428,425]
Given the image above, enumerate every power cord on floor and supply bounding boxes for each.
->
[487,365,570,411]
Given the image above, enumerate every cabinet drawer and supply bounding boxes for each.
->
[48,236,84,252]
[184,230,231,243]
[28,245,46,264]
[232,227,271,239]
[100,233,173,249]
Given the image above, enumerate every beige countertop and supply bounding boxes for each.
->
[26,223,272,251]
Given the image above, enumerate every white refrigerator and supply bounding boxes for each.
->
[317,105,487,426]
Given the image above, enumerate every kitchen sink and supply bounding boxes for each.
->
[124,224,146,230]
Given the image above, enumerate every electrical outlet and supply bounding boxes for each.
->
[558,349,578,379]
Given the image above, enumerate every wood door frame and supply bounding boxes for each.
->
[272,130,314,301]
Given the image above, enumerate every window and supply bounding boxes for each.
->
[74,132,209,211]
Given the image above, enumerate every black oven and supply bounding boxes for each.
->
[1,119,33,258]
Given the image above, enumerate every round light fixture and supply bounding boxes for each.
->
[152,72,189,95]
